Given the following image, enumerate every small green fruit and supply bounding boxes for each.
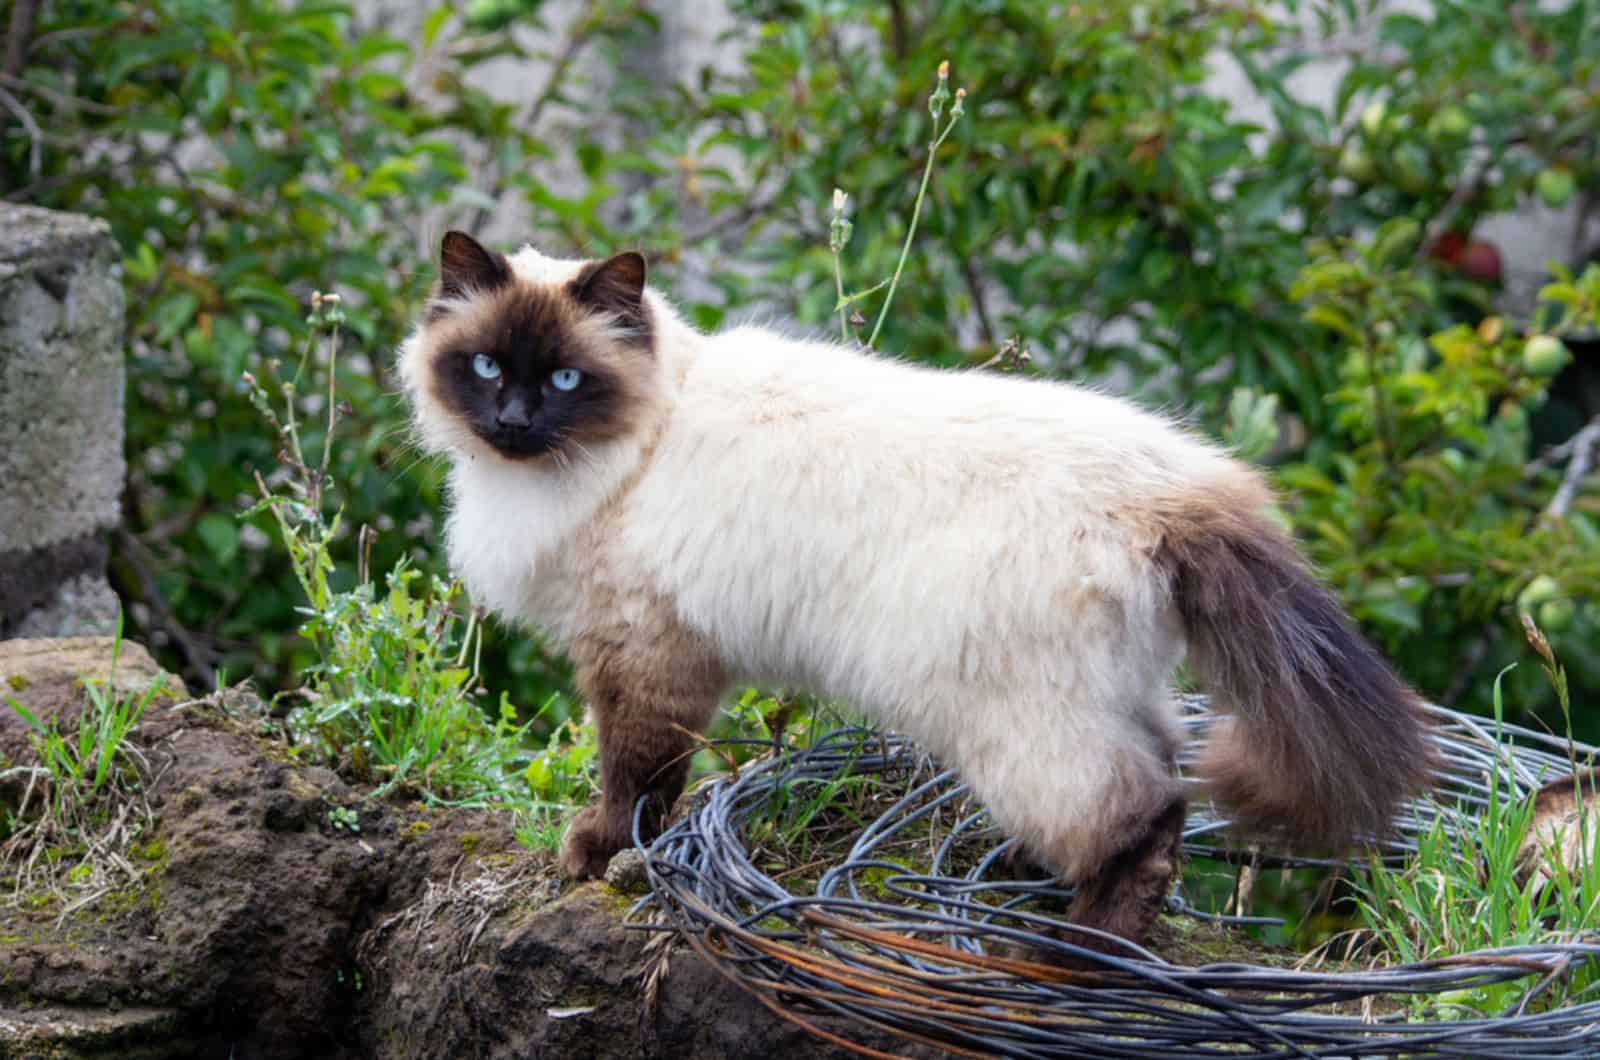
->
[1539,597,1576,633]
[1360,101,1389,138]
[1536,168,1576,209]
[1427,105,1472,143]
[1522,334,1569,376]
[464,0,519,28]
[1439,448,1468,475]
[1518,574,1561,612]
[1391,143,1431,193]
[1339,145,1378,185]
[1498,402,1529,432]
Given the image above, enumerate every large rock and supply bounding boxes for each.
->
[0,638,917,1059]
[0,204,125,638]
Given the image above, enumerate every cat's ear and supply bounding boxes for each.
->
[437,230,510,300]
[571,252,648,333]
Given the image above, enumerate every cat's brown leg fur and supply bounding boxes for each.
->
[1060,795,1186,954]
[558,627,725,880]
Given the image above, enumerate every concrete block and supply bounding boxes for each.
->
[0,204,125,637]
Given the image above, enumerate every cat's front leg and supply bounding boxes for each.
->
[558,632,724,879]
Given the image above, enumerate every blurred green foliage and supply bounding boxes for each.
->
[3,0,1598,737]
[1284,245,1600,721]
[1,0,652,721]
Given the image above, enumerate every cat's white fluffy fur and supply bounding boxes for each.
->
[397,244,1260,879]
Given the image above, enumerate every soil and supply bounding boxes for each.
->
[0,638,922,1059]
[5,638,1390,1058]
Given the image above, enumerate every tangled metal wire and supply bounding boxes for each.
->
[640,697,1600,1058]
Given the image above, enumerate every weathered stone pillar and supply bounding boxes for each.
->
[0,204,124,637]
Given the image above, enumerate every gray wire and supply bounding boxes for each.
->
[637,696,1600,1058]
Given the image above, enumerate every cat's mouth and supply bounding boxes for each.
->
[478,424,558,460]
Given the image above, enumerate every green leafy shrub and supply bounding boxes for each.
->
[648,0,1597,408]
[1353,635,1600,1017]
[2,0,648,720]
[1280,245,1600,724]
[625,1,1338,405]
[9,0,456,687]
[6,0,1599,743]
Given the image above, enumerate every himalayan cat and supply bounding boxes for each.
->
[398,230,1433,947]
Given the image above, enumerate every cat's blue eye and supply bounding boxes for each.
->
[550,368,582,392]
[472,354,501,381]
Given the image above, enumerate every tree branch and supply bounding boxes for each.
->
[2,0,39,80]
[0,83,40,181]
[1417,137,1527,258]
[887,0,909,61]
[1441,417,1599,707]
[0,71,123,115]
[111,526,219,691]
[1543,415,1600,521]
[466,2,608,237]
[959,256,997,348]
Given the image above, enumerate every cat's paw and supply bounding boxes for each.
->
[559,805,620,880]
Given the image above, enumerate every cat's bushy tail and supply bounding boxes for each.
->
[1153,477,1434,849]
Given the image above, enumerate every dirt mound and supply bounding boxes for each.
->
[0,638,920,1059]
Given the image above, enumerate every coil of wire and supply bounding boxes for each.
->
[640,696,1600,1059]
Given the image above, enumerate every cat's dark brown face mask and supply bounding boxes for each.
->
[421,231,655,461]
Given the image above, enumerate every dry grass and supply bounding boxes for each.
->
[1,634,169,925]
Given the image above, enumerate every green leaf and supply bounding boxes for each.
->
[150,292,201,345]
[355,72,406,101]
[227,281,299,314]
[4,695,46,735]
[1222,387,1282,463]
[450,186,501,212]
[422,7,452,49]
[577,141,605,179]
[196,513,241,564]
[1369,218,1421,268]
[1304,304,1360,339]
[200,65,230,117]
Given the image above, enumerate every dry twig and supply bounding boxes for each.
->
[1542,416,1600,521]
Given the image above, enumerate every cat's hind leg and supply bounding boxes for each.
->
[963,697,1186,953]
[1056,695,1187,951]
[1059,791,1186,951]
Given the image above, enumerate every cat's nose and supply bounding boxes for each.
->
[497,394,533,429]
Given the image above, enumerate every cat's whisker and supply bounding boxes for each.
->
[371,420,422,450]
[392,446,448,482]
[564,436,599,468]
[551,432,600,476]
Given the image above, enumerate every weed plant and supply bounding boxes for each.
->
[1351,621,1600,1018]
[1,616,166,920]
[244,295,594,826]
